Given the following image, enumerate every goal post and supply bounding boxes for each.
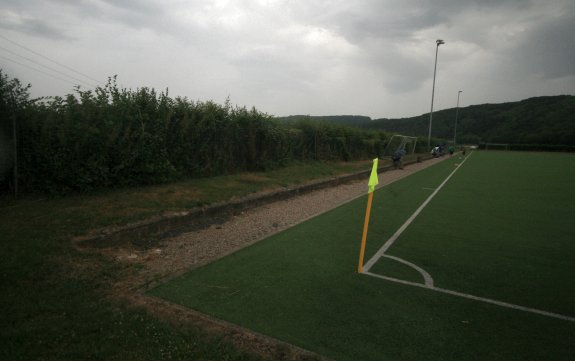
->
[382,135,418,158]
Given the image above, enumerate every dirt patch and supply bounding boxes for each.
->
[76,155,447,361]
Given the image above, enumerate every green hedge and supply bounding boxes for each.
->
[1,73,391,194]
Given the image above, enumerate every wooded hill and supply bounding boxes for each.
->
[279,115,371,126]
[280,95,575,145]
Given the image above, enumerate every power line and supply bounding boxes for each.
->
[0,54,83,87]
[0,45,98,88]
[0,33,102,85]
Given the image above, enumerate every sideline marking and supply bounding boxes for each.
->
[364,271,575,323]
[362,151,575,323]
[363,152,473,272]
[320,156,452,219]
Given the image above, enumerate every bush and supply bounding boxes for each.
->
[1,73,397,194]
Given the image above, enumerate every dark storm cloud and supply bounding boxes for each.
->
[0,0,73,40]
[320,0,575,91]
[100,0,162,14]
[300,0,535,44]
[98,0,172,31]
[287,0,556,94]
[0,16,73,41]
[511,10,575,78]
[1,0,573,118]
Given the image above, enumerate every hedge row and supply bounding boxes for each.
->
[1,74,395,194]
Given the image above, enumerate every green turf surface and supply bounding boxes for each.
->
[382,151,575,317]
[149,152,575,361]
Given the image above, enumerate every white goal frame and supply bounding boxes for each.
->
[382,135,418,157]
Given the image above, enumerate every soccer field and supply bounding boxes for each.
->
[149,151,575,361]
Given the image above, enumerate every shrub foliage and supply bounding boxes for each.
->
[1,71,390,194]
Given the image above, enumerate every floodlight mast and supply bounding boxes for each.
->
[454,90,462,145]
[427,39,445,149]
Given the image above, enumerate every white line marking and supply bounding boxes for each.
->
[363,152,473,273]
[382,255,434,287]
[323,157,452,219]
[364,271,433,288]
[364,271,575,323]
[362,151,575,323]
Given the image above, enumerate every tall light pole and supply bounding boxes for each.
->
[427,39,445,149]
[454,90,462,145]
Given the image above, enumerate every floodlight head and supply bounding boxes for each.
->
[436,39,445,46]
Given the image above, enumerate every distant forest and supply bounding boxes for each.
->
[280,95,575,146]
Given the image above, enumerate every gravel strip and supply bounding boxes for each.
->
[117,156,448,286]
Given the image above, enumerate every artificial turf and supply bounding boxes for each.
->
[149,151,575,361]
[384,151,575,315]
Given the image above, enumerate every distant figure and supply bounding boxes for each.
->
[462,146,466,156]
[448,145,455,156]
[431,146,440,158]
[392,149,406,169]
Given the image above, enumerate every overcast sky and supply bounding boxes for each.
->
[1,0,574,118]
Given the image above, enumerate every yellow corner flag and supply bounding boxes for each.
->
[368,158,379,193]
[358,158,378,273]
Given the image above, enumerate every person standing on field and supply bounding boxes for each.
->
[392,149,406,169]
[448,145,455,156]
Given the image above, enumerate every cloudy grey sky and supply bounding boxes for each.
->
[1,0,574,118]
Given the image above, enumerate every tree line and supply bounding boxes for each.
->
[292,96,575,147]
[1,71,400,195]
[366,95,575,146]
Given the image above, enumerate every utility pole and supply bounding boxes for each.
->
[427,39,445,149]
[454,90,462,145]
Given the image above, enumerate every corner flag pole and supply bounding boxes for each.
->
[358,158,379,273]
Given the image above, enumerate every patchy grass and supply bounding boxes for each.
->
[0,159,373,361]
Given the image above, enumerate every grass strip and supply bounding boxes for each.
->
[0,159,375,361]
